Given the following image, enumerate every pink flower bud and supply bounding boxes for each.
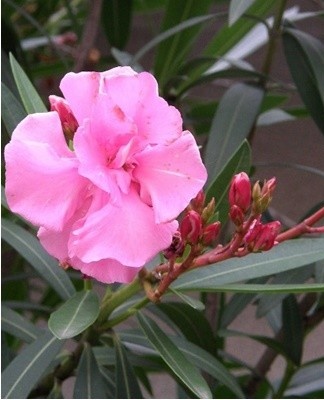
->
[229,172,251,213]
[244,219,281,252]
[229,205,245,226]
[202,221,221,246]
[163,231,184,259]
[49,95,79,141]
[180,210,202,244]
[191,190,206,212]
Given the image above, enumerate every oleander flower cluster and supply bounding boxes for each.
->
[5,67,207,283]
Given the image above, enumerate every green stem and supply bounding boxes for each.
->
[273,361,295,398]
[83,278,92,291]
[99,297,150,330]
[97,277,143,324]
[260,0,288,84]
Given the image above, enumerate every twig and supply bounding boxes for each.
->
[74,0,102,72]
[276,207,324,243]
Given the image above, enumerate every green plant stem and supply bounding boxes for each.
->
[260,0,288,83]
[273,361,295,398]
[99,297,150,330]
[97,277,143,324]
[83,278,92,291]
[249,0,288,144]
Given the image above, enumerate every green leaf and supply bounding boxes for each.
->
[206,140,251,223]
[229,0,256,26]
[204,83,263,186]
[133,13,216,65]
[1,305,43,343]
[1,82,26,135]
[283,28,324,134]
[168,288,205,310]
[206,283,324,293]
[137,312,212,399]
[101,0,133,49]
[48,290,100,339]
[99,367,115,398]
[9,53,47,114]
[219,328,292,361]
[73,343,108,399]
[2,218,75,300]
[153,0,214,86]
[180,0,276,88]
[286,360,324,397]
[156,302,215,353]
[220,277,269,328]
[315,260,324,282]
[114,335,143,399]
[256,264,314,317]
[172,238,324,291]
[120,329,244,398]
[1,330,63,399]
[282,295,303,366]
[176,67,263,97]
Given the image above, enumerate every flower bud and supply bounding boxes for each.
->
[229,205,245,227]
[163,231,184,259]
[244,219,281,252]
[201,197,216,224]
[49,95,79,141]
[202,221,221,246]
[229,172,251,213]
[252,177,277,214]
[191,190,206,213]
[180,210,202,244]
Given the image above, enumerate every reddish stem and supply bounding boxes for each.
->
[276,207,324,242]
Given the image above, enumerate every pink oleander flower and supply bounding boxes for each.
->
[5,66,207,283]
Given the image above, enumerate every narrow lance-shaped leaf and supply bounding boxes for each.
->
[256,264,314,318]
[282,295,303,366]
[153,0,213,86]
[1,305,43,343]
[1,330,64,399]
[101,0,133,49]
[156,302,215,353]
[172,238,324,291]
[2,218,75,300]
[48,290,100,339]
[137,312,212,399]
[229,0,256,26]
[283,27,324,134]
[9,53,47,114]
[73,343,108,399]
[1,82,27,136]
[114,335,143,399]
[204,83,263,186]
[119,329,244,399]
[286,360,324,397]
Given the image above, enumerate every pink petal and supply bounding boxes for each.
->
[103,72,183,145]
[60,71,100,123]
[72,258,140,284]
[69,186,178,267]
[133,131,207,223]
[5,113,87,230]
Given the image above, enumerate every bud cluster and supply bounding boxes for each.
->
[228,172,281,252]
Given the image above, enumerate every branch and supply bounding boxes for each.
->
[276,207,324,243]
[74,0,102,72]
